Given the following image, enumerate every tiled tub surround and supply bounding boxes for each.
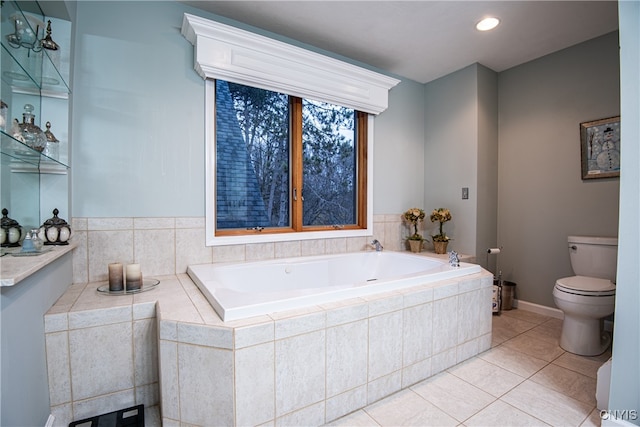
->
[70,215,430,284]
[45,267,493,426]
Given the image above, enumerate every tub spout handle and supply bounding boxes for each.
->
[449,251,460,267]
[371,239,383,252]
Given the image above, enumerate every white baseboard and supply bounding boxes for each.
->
[513,299,564,319]
[515,299,616,331]
[45,414,55,427]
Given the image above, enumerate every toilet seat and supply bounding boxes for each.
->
[555,276,616,297]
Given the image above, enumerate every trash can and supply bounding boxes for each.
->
[501,281,516,310]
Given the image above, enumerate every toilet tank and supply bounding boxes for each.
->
[568,235,618,281]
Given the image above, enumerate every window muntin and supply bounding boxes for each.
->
[214,79,366,237]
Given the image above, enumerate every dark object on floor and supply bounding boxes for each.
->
[68,404,144,427]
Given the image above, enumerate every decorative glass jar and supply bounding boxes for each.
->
[17,104,46,152]
[1,208,23,247]
[43,121,60,159]
[40,208,71,245]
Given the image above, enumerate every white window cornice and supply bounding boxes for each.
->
[181,13,400,115]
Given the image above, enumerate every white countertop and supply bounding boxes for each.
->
[0,243,77,287]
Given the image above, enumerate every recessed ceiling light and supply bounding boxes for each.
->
[476,17,500,31]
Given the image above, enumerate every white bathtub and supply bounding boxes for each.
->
[188,251,481,321]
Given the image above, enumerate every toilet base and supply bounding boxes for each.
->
[559,315,611,356]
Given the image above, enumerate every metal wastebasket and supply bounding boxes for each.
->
[501,281,516,310]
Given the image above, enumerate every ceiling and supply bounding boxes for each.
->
[181,1,618,84]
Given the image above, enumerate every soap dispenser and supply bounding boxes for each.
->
[21,230,35,252]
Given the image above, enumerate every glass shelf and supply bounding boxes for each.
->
[96,279,161,295]
[1,130,69,170]
[1,0,71,239]
[0,1,70,96]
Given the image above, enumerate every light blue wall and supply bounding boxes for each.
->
[422,63,498,264]
[374,79,426,214]
[609,1,640,422]
[424,64,482,256]
[72,1,204,217]
[71,1,425,219]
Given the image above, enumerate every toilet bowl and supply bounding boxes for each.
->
[553,236,617,356]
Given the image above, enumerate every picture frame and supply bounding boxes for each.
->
[580,116,620,180]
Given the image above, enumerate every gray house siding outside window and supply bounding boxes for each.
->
[215,80,270,229]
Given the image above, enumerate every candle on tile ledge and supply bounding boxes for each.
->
[108,263,124,291]
[126,263,142,291]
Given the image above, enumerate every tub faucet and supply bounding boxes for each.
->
[371,239,383,252]
[449,251,460,267]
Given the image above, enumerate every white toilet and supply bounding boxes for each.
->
[553,235,617,356]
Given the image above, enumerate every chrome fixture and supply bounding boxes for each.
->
[371,239,383,252]
[449,251,460,267]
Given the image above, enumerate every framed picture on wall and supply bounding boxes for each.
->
[580,116,620,180]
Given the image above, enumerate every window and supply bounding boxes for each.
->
[181,13,399,245]
[214,80,367,237]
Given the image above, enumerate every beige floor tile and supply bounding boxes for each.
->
[364,389,458,426]
[478,346,548,378]
[448,356,525,398]
[501,309,552,325]
[530,364,597,405]
[493,315,539,335]
[411,372,495,422]
[464,400,551,426]
[491,315,540,347]
[491,325,520,347]
[502,334,565,362]
[519,318,562,345]
[325,409,380,426]
[553,352,610,379]
[502,380,594,426]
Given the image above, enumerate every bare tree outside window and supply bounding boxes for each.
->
[302,99,355,226]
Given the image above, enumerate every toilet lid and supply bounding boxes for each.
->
[556,276,616,295]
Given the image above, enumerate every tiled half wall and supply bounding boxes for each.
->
[159,274,493,425]
[70,215,413,284]
[45,271,493,425]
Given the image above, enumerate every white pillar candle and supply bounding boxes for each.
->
[126,263,141,280]
[126,263,142,290]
